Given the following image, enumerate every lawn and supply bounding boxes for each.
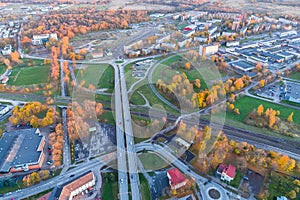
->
[281,100,300,107]
[289,71,300,80]
[23,188,53,200]
[229,171,243,188]
[153,56,216,92]
[102,172,119,200]
[129,91,146,105]
[139,152,169,170]
[139,174,151,200]
[76,64,114,92]
[0,64,6,74]
[226,96,300,124]
[9,65,50,86]
[99,111,115,125]
[130,80,179,114]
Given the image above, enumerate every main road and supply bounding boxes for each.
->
[119,64,141,200]
[113,63,130,200]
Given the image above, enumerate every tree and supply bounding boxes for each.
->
[287,190,296,199]
[257,104,264,116]
[10,51,21,64]
[194,79,201,88]
[287,112,294,122]
[259,79,265,87]
[184,62,191,70]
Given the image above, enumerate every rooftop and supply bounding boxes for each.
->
[167,168,187,186]
[224,164,236,178]
[231,60,255,71]
[0,128,44,172]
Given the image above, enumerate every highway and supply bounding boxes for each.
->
[119,64,141,200]
[113,64,130,200]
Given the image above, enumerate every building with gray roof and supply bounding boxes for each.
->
[0,128,45,173]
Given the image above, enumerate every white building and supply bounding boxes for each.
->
[1,45,12,55]
[32,33,58,45]
[199,43,219,56]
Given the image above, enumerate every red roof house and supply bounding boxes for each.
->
[219,164,236,182]
[167,168,188,190]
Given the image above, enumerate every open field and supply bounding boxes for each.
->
[8,66,50,86]
[138,152,169,170]
[75,64,114,92]
[227,96,300,124]
[289,71,300,80]
[130,80,180,114]
[129,92,146,105]
[153,55,224,92]
[102,172,119,200]
[139,174,151,200]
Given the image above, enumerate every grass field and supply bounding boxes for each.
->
[289,71,300,80]
[131,80,179,114]
[226,96,300,124]
[138,152,169,170]
[129,92,146,105]
[0,64,6,74]
[268,172,299,200]
[76,64,114,92]
[139,174,151,200]
[102,172,119,200]
[8,65,50,86]
[152,56,223,92]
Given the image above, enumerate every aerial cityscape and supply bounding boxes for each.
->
[0,0,299,200]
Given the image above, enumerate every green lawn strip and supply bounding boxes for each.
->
[281,100,300,107]
[138,152,169,170]
[22,188,53,200]
[289,71,300,80]
[229,96,300,123]
[9,65,50,86]
[102,172,118,200]
[76,64,114,92]
[139,174,151,200]
[0,181,23,194]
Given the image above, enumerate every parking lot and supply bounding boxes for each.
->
[73,123,116,162]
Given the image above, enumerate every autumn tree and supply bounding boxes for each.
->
[257,104,264,116]
[10,51,21,64]
[287,112,294,122]
[184,62,191,70]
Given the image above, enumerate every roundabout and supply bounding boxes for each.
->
[208,187,221,200]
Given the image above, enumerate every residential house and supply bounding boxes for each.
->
[217,164,236,182]
[167,168,188,190]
